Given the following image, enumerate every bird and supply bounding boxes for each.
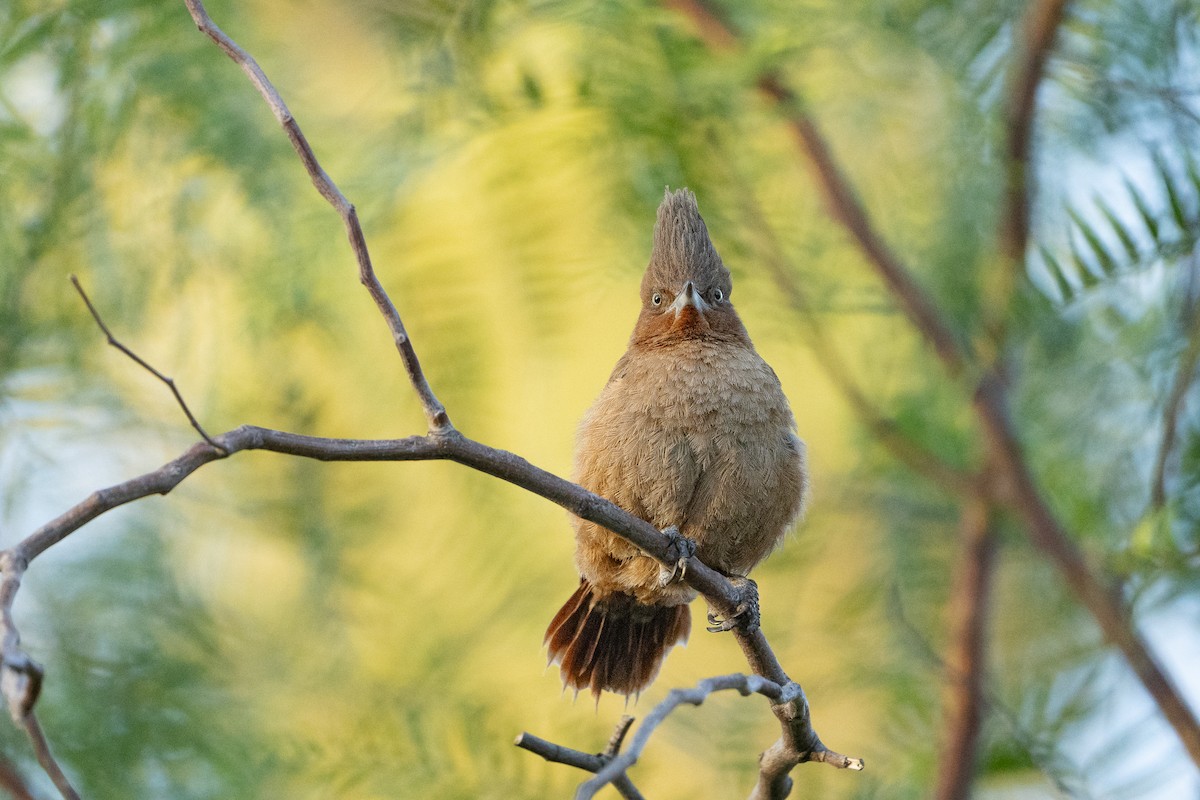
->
[544,188,808,700]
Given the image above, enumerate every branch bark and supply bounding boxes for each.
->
[934,497,998,800]
[999,0,1073,265]
[516,720,646,800]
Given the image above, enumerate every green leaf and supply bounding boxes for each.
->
[1094,195,1141,264]
[0,11,61,65]
[1154,151,1192,233]
[1124,176,1161,242]
[1068,208,1118,276]
[1039,245,1076,301]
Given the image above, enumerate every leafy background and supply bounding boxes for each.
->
[1,0,1199,797]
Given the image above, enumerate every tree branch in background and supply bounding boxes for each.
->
[974,375,1200,764]
[665,0,1200,767]
[998,0,1073,264]
[1151,253,1200,510]
[934,496,998,800]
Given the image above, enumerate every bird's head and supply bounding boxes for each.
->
[631,188,749,347]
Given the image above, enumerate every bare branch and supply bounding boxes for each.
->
[180,0,449,433]
[4,421,857,771]
[935,496,998,800]
[989,0,1074,343]
[69,275,226,453]
[514,732,646,800]
[1,555,80,800]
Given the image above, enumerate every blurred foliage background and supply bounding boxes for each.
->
[1,0,1199,797]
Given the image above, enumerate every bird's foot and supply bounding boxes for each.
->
[658,526,696,585]
[706,576,760,634]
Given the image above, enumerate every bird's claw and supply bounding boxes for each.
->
[706,576,760,633]
[659,526,696,585]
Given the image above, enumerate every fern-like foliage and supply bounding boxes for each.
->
[1038,149,1200,304]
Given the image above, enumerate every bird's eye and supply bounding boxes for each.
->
[713,288,724,302]
[652,293,662,306]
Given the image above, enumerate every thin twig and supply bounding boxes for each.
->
[180,0,450,433]
[514,732,645,800]
[934,495,998,800]
[69,275,226,453]
[1,555,79,800]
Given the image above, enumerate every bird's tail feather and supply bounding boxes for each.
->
[545,579,690,699]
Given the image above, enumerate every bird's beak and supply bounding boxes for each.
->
[668,281,708,317]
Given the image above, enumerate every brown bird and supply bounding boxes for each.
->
[545,188,808,699]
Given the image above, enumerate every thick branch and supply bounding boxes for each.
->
[180,0,449,432]
[935,497,998,800]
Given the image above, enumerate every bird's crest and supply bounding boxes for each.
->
[644,188,731,294]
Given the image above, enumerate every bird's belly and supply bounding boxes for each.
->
[574,346,807,586]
